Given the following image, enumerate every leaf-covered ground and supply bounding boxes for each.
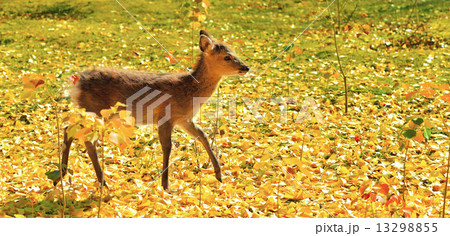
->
[0,0,449,217]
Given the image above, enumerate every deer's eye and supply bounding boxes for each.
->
[224,56,232,61]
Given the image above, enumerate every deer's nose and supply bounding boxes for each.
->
[240,66,250,72]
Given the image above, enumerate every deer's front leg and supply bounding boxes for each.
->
[53,126,74,186]
[158,122,173,190]
[179,120,222,182]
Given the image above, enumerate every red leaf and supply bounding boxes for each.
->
[30,79,45,88]
[369,192,377,202]
[70,75,80,85]
[373,183,389,195]
[286,167,296,175]
[361,193,370,199]
[354,135,361,143]
[22,75,45,89]
[343,25,353,32]
[359,184,369,195]
[164,53,177,64]
[385,195,401,207]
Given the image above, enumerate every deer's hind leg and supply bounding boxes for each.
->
[84,140,108,188]
[158,122,174,190]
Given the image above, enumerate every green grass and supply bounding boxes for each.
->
[0,0,447,121]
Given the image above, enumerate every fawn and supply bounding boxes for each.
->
[54,30,249,190]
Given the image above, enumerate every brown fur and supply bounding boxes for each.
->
[55,30,249,190]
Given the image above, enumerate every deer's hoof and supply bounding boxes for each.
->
[101,182,109,190]
[215,173,222,183]
[162,181,169,191]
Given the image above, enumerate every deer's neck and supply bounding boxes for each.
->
[191,57,222,97]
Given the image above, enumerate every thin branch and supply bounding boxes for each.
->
[443,143,450,218]
[300,132,306,161]
[337,0,341,33]
[403,140,409,203]
[331,0,349,113]
[40,81,67,217]
[276,173,281,217]
[193,139,202,209]
[342,0,360,31]
[408,0,419,23]
[191,3,195,67]
[98,121,105,218]
[212,86,221,158]
[56,95,66,218]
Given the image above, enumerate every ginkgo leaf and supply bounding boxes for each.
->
[45,170,60,182]
[253,161,266,171]
[441,94,450,102]
[22,75,45,89]
[414,130,425,143]
[119,110,131,120]
[101,109,113,118]
[339,166,350,174]
[284,44,294,51]
[300,167,312,179]
[420,82,437,88]
[378,176,389,185]
[411,118,423,126]
[405,91,417,100]
[283,157,302,167]
[403,129,416,139]
[109,132,119,145]
[21,89,34,99]
[420,89,436,98]
[438,84,449,90]
[423,128,431,140]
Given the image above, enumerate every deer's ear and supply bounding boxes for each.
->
[199,35,214,52]
[200,30,211,38]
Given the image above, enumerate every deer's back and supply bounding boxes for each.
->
[72,69,198,124]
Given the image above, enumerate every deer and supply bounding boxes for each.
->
[53,30,249,190]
